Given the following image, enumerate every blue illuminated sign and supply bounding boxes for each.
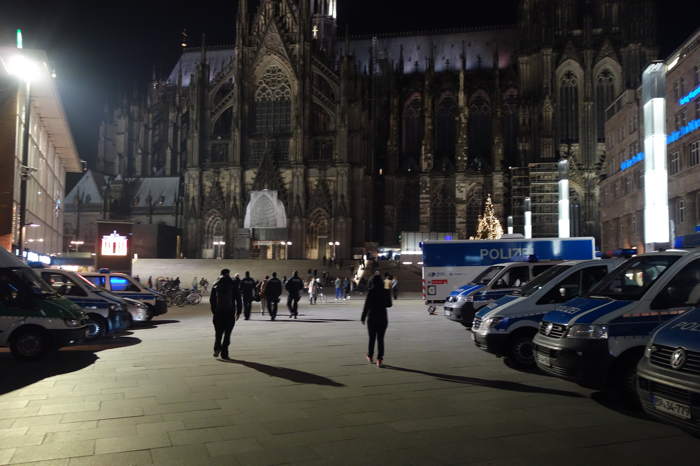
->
[668,118,700,144]
[444,235,453,241]
[680,85,700,106]
[620,152,644,171]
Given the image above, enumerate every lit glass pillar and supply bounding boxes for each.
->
[558,158,571,238]
[642,62,670,248]
[524,197,532,239]
[507,216,514,235]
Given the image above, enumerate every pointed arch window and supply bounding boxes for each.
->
[466,192,483,238]
[401,97,423,172]
[503,90,519,166]
[435,96,458,169]
[252,66,292,164]
[595,70,615,141]
[397,179,419,232]
[559,71,579,143]
[430,183,455,233]
[468,94,492,170]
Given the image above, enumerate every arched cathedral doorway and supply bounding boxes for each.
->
[306,209,330,260]
[203,213,225,259]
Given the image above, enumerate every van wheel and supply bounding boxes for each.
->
[506,335,536,368]
[88,314,108,339]
[611,355,642,407]
[11,328,49,360]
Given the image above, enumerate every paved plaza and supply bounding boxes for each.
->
[0,298,697,465]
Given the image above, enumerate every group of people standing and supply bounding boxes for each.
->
[210,268,393,368]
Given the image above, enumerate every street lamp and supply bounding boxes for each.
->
[212,241,226,260]
[328,241,340,260]
[70,240,85,252]
[4,51,44,256]
[281,241,293,260]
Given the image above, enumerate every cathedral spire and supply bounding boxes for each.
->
[236,0,247,47]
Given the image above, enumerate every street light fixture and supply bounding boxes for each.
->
[70,240,85,252]
[212,241,226,260]
[281,241,293,260]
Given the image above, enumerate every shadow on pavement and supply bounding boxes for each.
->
[265,318,355,323]
[222,359,345,387]
[590,391,648,420]
[0,336,141,395]
[133,319,180,330]
[385,365,584,398]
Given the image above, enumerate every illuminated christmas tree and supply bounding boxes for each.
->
[475,195,504,240]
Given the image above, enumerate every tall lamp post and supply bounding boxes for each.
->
[328,241,340,261]
[523,197,532,239]
[5,50,43,256]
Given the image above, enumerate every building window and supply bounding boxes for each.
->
[397,179,420,233]
[401,97,423,172]
[596,70,615,140]
[695,65,700,86]
[560,71,579,143]
[678,198,686,224]
[690,141,700,167]
[674,81,679,100]
[435,96,458,169]
[430,183,455,233]
[253,66,292,163]
[670,152,680,175]
[468,94,492,169]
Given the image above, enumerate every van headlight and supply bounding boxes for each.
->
[645,345,656,359]
[464,295,474,303]
[64,319,82,327]
[484,317,506,329]
[567,324,609,339]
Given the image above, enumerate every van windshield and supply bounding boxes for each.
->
[0,268,55,298]
[471,266,504,285]
[520,265,572,297]
[587,255,680,301]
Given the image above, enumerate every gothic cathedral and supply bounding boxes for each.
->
[95,0,657,259]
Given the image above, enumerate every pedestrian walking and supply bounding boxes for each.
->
[361,275,391,368]
[210,269,237,360]
[343,277,350,300]
[232,273,243,319]
[148,276,153,289]
[285,271,304,319]
[241,271,256,320]
[192,276,199,291]
[383,273,392,290]
[391,276,399,300]
[308,277,317,304]
[258,276,269,315]
[265,272,282,320]
[334,277,342,301]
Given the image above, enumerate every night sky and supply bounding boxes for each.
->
[1,0,697,172]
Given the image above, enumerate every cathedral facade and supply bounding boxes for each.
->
[94,0,657,259]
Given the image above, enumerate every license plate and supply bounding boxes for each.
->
[535,352,551,367]
[653,395,692,420]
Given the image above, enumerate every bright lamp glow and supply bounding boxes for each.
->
[524,197,532,239]
[101,231,128,256]
[558,159,570,239]
[6,54,42,83]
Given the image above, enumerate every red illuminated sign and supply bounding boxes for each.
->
[101,231,128,256]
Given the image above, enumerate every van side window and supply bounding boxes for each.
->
[650,259,700,310]
[533,265,554,276]
[538,271,582,304]
[493,266,530,289]
[85,276,106,287]
[109,276,141,292]
[42,273,87,297]
[0,270,27,306]
[581,266,610,293]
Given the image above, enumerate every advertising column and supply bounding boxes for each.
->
[642,62,670,249]
[96,221,133,273]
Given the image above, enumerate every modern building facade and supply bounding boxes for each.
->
[0,47,82,256]
[91,0,658,259]
[600,27,700,251]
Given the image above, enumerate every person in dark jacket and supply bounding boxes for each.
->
[240,271,256,320]
[210,269,237,359]
[265,272,283,320]
[232,273,243,319]
[285,271,305,319]
[361,275,390,368]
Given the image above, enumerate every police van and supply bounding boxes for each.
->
[472,260,621,367]
[39,269,148,337]
[444,261,557,327]
[422,237,596,313]
[533,250,700,398]
[0,248,89,360]
[83,271,167,316]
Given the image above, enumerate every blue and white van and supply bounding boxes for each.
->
[444,261,557,327]
[83,271,167,317]
[39,269,132,338]
[533,251,700,398]
[472,260,622,367]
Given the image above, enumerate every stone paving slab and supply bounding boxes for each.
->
[1,299,698,465]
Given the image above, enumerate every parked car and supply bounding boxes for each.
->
[638,302,700,434]
[533,250,700,399]
[0,248,89,360]
[444,261,558,328]
[82,271,167,317]
[473,259,622,367]
[39,268,132,338]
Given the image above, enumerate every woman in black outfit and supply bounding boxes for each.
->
[361,274,390,367]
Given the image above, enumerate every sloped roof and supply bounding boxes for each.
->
[132,177,180,208]
[167,48,235,87]
[64,170,104,207]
